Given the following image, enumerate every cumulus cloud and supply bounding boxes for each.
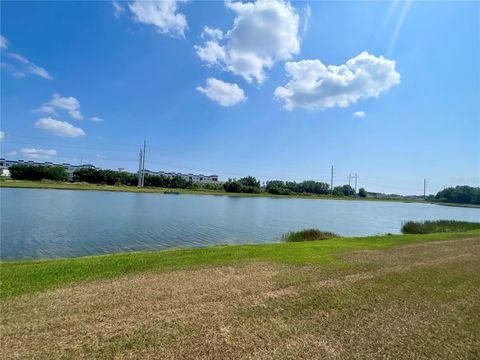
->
[195,41,227,65]
[112,0,125,18]
[0,38,53,80]
[36,94,83,120]
[274,52,401,111]
[129,0,188,37]
[90,116,104,122]
[35,117,86,137]
[0,131,5,141]
[20,148,57,159]
[197,78,247,106]
[352,111,366,118]
[201,26,223,40]
[0,35,8,49]
[195,0,300,84]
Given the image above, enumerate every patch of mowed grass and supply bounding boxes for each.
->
[282,228,340,242]
[244,249,480,359]
[402,220,480,234]
[2,230,479,300]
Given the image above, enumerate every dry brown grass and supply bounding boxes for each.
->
[2,237,479,359]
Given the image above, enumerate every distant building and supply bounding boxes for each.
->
[0,158,96,180]
[143,169,219,184]
[0,158,219,183]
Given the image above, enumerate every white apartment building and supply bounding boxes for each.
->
[143,169,219,184]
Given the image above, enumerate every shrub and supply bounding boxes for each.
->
[358,188,367,197]
[282,229,339,242]
[401,220,480,234]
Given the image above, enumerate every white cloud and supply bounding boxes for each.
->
[0,35,7,49]
[201,26,223,40]
[197,78,246,106]
[3,51,52,80]
[20,148,57,159]
[96,153,107,159]
[36,94,83,120]
[90,116,105,122]
[352,111,366,118]
[35,117,86,138]
[195,41,227,65]
[129,0,188,37]
[112,0,125,18]
[274,52,401,111]
[0,131,5,141]
[195,0,300,84]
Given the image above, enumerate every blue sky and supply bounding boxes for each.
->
[1,0,479,195]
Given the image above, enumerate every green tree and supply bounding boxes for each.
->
[358,188,367,198]
[435,186,480,205]
[223,179,242,193]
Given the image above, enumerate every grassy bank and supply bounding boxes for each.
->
[2,230,479,300]
[3,179,479,208]
[0,179,445,204]
[2,231,479,359]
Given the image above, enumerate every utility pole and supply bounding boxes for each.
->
[137,148,143,187]
[330,165,334,195]
[141,140,146,187]
[354,173,358,193]
[348,173,351,187]
[423,178,426,199]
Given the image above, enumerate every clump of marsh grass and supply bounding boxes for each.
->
[401,220,480,234]
[282,229,339,242]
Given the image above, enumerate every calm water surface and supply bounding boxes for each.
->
[1,187,479,260]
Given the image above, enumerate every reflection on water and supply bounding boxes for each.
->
[1,187,479,260]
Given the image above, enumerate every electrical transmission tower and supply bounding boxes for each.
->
[137,140,146,187]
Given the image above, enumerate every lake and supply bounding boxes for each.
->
[1,187,479,260]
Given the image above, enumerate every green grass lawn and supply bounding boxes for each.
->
[2,231,479,359]
[2,230,479,300]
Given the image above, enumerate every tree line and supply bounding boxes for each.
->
[8,164,69,182]
[13,164,479,205]
[7,165,370,196]
[223,177,368,197]
[435,186,480,205]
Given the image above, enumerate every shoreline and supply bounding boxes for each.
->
[2,230,479,300]
[2,179,477,208]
